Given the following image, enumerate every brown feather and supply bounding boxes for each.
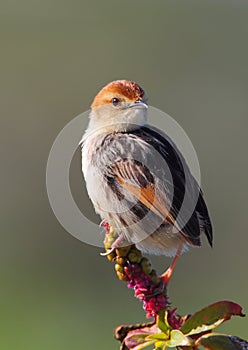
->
[116,175,175,225]
[91,80,145,108]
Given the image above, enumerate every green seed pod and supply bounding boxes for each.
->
[127,249,142,263]
[116,271,127,282]
[135,249,142,260]
[106,251,116,261]
[116,245,131,257]
[115,263,124,273]
[115,257,126,266]
[141,257,152,274]
[104,236,116,249]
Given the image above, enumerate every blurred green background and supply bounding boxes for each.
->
[1,0,248,348]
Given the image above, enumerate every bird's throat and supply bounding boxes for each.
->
[88,108,148,134]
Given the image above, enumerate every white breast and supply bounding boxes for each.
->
[81,132,113,217]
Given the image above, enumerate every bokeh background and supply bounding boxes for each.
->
[1,0,248,348]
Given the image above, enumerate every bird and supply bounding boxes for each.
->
[81,80,213,284]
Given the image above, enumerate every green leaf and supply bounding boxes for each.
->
[165,330,193,347]
[145,333,168,341]
[131,340,156,350]
[180,301,244,336]
[196,333,248,349]
[155,340,168,350]
[123,324,163,349]
[157,310,170,334]
[125,333,150,349]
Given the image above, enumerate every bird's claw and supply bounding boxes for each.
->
[160,267,173,286]
[100,247,116,256]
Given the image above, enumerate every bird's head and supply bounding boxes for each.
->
[88,80,148,133]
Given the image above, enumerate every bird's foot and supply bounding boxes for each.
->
[100,233,125,256]
[100,247,116,256]
[160,267,173,286]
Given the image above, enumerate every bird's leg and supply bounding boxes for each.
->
[161,244,183,286]
[100,233,125,256]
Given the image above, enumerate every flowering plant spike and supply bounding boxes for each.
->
[103,224,248,350]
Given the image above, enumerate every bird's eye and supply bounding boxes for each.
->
[112,97,120,106]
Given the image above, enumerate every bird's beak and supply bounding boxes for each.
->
[121,100,148,110]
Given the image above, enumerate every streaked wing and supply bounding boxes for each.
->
[131,126,213,246]
[113,159,175,225]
